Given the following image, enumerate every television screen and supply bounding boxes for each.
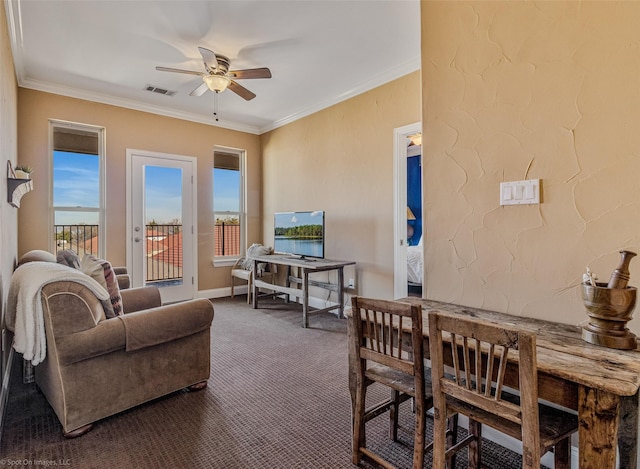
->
[274,211,325,258]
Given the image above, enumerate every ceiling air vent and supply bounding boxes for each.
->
[144,85,177,97]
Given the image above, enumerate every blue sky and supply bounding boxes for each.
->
[53,151,99,225]
[213,168,240,213]
[274,211,324,229]
[144,166,182,223]
[54,151,240,225]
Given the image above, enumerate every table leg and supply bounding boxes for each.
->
[618,391,639,469]
[252,259,258,309]
[303,269,309,328]
[338,267,345,319]
[578,385,619,469]
[285,265,291,303]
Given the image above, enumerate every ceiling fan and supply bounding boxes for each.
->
[156,46,272,101]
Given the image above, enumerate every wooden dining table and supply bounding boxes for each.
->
[347,298,640,469]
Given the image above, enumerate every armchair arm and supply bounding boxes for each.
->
[111,267,130,290]
[119,299,214,351]
[120,286,162,313]
[55,298,214,364]
[56,318,126,366]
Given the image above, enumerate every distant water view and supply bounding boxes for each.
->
[275,237,323,258]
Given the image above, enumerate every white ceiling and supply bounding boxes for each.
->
[6,0,421,135]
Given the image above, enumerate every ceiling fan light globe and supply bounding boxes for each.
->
[203,75,230,92]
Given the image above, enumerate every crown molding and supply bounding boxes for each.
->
[18,78,262,135]
[258,56,421,134]
[5,0,25,82]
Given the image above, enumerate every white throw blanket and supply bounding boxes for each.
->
[6,261,110,366]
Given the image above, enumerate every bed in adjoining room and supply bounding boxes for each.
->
[407,238,423,296]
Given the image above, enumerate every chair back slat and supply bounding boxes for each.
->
[351,297,423,377]
[430,311,538,428]
[462,337,472,390]
[494,346,509,399]
[485,343,495,397]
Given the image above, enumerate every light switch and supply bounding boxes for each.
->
[500,179,540,206]
[525,184,534,199]
[515,185,524,200]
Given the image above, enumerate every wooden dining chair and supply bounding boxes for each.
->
[428,311,579,469]
[350,296,457,469]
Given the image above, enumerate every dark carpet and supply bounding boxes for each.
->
[0,296,529,468]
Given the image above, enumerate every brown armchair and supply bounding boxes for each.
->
[9,250,214,437]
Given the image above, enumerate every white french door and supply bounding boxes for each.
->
[126,149,197,304]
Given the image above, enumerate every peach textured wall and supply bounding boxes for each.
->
[17,89,261,291]
[421,1,640,332]
[261,71,421,300]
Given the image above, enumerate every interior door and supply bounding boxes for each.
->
[126,149,197,304]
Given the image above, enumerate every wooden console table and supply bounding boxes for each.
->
[251,255,355,328]
[347,298,640,468]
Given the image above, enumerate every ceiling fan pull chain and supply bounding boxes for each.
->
[213,91,220,122]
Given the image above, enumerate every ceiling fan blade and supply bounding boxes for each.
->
[156,66,204,77]
[228,67,272,80]
[189,81,209,97]
[198,46,219,72]
[228,80,256,101]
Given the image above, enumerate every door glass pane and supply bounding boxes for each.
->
[144,165,183,287]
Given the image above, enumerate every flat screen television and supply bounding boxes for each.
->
[274,211,325,259]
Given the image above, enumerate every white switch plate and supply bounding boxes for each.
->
[500,179,540,206]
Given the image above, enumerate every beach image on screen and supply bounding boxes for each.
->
[274,211,324,258]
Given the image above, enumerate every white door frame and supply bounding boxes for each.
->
[393,122,421,299]
[126,149,198,303]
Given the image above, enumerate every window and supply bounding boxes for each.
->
[213,148,245,262]
[50,120,105,257]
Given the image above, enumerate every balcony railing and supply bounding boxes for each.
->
[145,224,182,283]
[54,222,239,284]
[53,223,184,283]
[54,224,99,257]
[214,222,240,256]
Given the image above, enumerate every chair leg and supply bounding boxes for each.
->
[553,438,571,469]
[432,401,449,468]
[352,380,367,465]
[412,392,426,469]
[231,276,235,298]
[390,389,400,441]
[446,414,459,469]
[63,423,93,438]
[468,419,482,469]
[247,275,252,304]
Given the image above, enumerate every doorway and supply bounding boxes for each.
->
[126,149,197,303]
[393,122,422,299]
